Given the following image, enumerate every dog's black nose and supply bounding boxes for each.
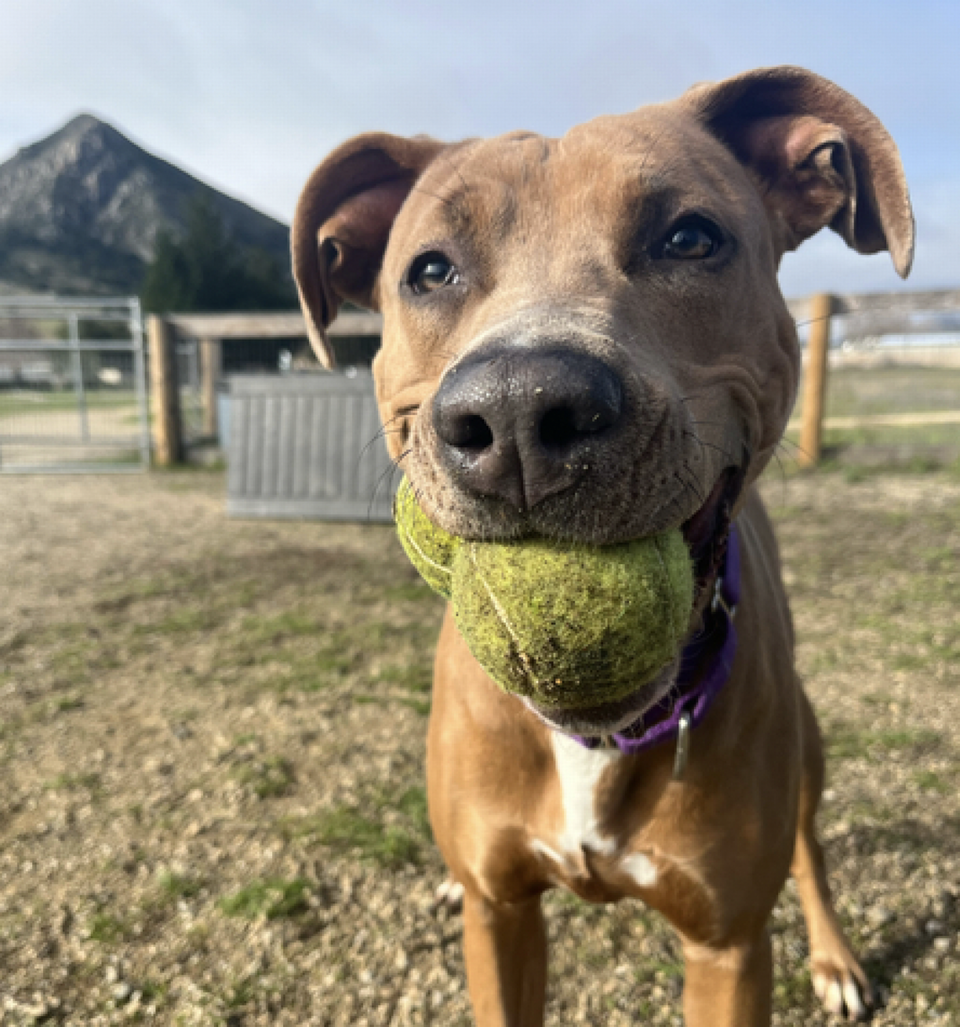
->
[432,347,623,510]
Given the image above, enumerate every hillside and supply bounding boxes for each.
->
[0,115,290,296]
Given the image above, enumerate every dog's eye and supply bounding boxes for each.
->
[659,218,723,260]
[408,252,459,294]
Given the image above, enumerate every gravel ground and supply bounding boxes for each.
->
[0,467,958,1026]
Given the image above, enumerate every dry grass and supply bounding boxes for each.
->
[0,468,958,1026]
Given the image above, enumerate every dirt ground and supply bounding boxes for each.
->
[1,467,958,1026]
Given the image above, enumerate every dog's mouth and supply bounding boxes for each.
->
[524,464,745,737]
[682,463,744,585]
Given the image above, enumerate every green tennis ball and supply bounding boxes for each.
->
[394,478,460,598]
[394,479,693,709]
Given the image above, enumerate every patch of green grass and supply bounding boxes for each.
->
[226,623,368,692]
[376,663,432,693]
[45,771,102,793]
[86,912,126,943]
[218,878,312,920]
[872,728,941,752]
[633,957,685,984]
[807,646,842,674]
[157,870,204,900]
[222,974,261,1009]
[394,784,430,834]
[913,770,950,793]
[53,694,84,712]
[48,634,105,681]
[825,723,942,762]
[147,607,223,635]
[399,697,432,717]
[238,612,321,644]
[773,966,813,1010]
[231,755,294,799]
[262,618,440,694]
[0,390,139,418]
[278,785,431,868]
[139,980,169,1003]
[861,691,895,708]
[298,648,355,687]
[382,580,442,603]
[289,807,421,867]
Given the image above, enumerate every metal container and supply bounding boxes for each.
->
[226,371,399,521]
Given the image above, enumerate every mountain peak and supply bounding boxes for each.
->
[14,112,129,163]
[63,112,108,132]
[0,115,289,296]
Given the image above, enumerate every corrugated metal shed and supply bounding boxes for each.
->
[226,372,399,521]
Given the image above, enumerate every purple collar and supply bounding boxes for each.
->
[572,524,741,757]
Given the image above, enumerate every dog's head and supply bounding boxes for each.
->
[293,66,912,564]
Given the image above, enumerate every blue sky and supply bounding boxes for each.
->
[3,0,958,298]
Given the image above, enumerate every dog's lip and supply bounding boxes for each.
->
[681,465,742,557]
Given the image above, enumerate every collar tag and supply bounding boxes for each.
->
[711,575,736,619]
[672,709,692,780]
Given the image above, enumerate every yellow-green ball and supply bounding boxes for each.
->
[394,479,693,709]
[394,479,459,598]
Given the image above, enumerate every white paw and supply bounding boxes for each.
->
[432,877,464,913]
[813,964,872,1021]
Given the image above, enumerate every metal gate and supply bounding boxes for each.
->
[0,297,150,473]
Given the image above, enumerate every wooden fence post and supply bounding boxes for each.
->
[798,293,836,468]
[147,315,182,466]
[200,337,222,439]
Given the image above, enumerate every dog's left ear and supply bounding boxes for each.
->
[682,66,914,277]
[292,133,448,367]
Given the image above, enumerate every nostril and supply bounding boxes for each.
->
[538,406,579,449]
[538,395,618,450]
[447,413,494,451]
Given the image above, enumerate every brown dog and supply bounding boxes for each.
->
[292,66,913,1025]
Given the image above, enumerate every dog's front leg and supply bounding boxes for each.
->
[462,889,547,1027]
[681,932,773,1027]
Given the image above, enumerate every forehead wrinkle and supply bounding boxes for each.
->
[413,144,530,243]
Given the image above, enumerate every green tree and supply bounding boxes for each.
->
[141,195,294,313]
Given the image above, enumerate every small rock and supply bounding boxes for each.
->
[112,982,132,1003]
[867,905,894,927]
[924,918,946,936]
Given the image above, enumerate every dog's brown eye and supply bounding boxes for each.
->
[660,219,723,260]
[408,252,459,294]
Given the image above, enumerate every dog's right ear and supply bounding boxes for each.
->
[292,133,447,367]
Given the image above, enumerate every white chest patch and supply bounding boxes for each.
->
[532,733,659,891]
[551,732,620,857]
[620,851,658,888]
